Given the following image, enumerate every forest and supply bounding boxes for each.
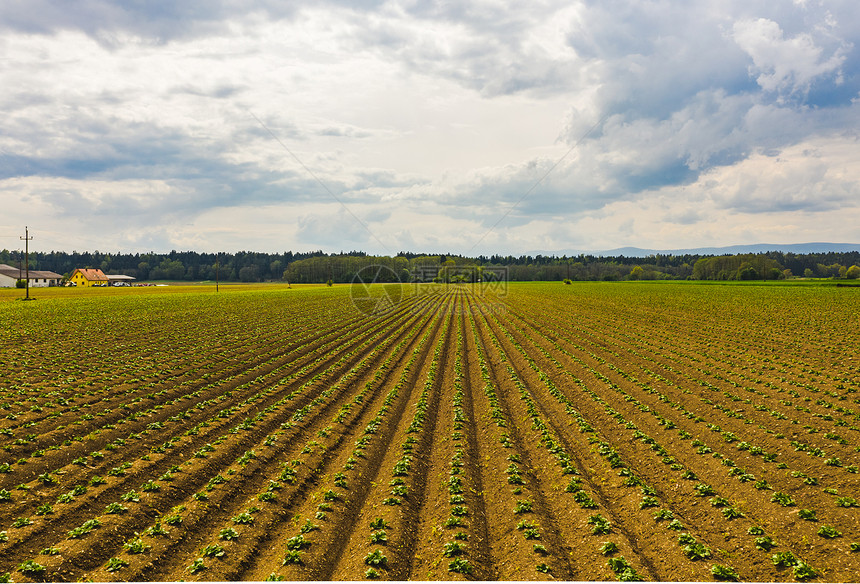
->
[0,248,858,283]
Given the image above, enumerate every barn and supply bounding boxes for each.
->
[0,263,63,287]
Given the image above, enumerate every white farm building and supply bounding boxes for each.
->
[0,264,63,287]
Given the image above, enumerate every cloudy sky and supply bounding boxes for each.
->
[1,0,858,256]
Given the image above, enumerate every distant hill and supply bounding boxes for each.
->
[544,243,860,257]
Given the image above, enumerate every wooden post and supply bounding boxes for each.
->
[20,226,33,300]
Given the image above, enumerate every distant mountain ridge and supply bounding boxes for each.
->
[542,242,860,257]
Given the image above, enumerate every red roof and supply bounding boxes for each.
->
[73,268,108,282]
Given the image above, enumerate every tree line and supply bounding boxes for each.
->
[0,248,858,283]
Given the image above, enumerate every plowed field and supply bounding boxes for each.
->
[1,282,858,582]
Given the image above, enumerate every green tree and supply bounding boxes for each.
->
[239,265,260,282]
[738,263,759,280]
[846,265,860,279]
[270,260,283,278]
[629,266,644,280]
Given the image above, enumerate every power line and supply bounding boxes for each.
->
[247,110,391,254]
[468,112,610,254]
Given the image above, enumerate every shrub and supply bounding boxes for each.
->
[536,563,552,574]
[588,514,611,535]
[17,560,45,576]
[364,549,388,567]
[370,518,389,530]
[38,472,57,485]
[105,502,128,514]
[233,512,254,525]
[122,490,141,502]
[68,518,101,538]
[202,544,225,557]
[285,535,306,551]
[323,490,339,502]
[443,542,466,557]
[607,557,641,581]
[448,558,473,574]
[818,525,841,539]
[771,551,797,568]
[514,499,533,514]
[653,509,674,521]
[300,520,319,534]
[219,527,239,540]
[711,564,739,581]
[771,492,795,506]
[683,543,712,561]
[600,541,619,556]
[124,538,151,554]
[798,508,817,520]
[722,507,743,520]
[105,557,129,572]
[793,561,817,580]
[282,550,303,565]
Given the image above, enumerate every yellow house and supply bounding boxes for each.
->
[70,268,109,287]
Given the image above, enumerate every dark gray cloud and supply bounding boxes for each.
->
[0,0,239,44]
[1,0,859,254]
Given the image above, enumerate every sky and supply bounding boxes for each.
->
[1,0,858,256]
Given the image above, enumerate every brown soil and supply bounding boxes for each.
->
[1,283,857,582]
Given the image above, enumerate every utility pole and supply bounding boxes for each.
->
[215,253,219,293]
[20,226,33,300]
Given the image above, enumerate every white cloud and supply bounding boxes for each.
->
[732,17,849,98]
[1,0,859,256]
